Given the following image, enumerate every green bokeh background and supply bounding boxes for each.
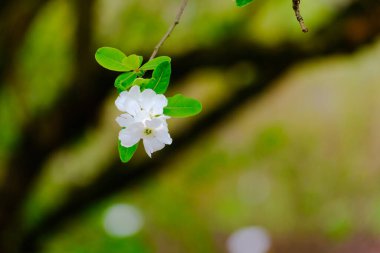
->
[1,0,380,252]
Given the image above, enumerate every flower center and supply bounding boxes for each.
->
[144,128,153,136]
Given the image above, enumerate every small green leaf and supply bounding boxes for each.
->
[164,94,202,118]
[235,0,253,7]
[114,72,138,93]
[132,78,151,86]
[122,54,143,70]
[95,47,129,71]
[142,61,171,94]
[140,56,171,71]
[118,142,138,163]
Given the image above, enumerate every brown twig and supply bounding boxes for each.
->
[292,0,308,33]
[149,0,189,60]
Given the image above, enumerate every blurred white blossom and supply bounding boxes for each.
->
[103,204,144,237]
[227,226,271,253]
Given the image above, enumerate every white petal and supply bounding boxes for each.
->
[118,123,143,147]
[143,137,165,157]
[139,89,156,112]
[151,94,167,115]
[142,140,152,157]
[128,86,141,100]
[158,115,170,120]
[156,115,170,127]
[119,91,129,96]
[145,118,164,129]
[124,100,141,116]
[115,93,128,112]
[119,130,140,147]
[133,109,150,123]
[115,114,135,127]
[115,90,141,116]
[155,128,172,145]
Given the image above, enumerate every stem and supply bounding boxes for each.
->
[292,0,308,33]
[149,0,189,60]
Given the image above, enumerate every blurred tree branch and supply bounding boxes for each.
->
[0,0,96,252]
[16,0,380,251]
[0,0,379,252]
[0,0,51,85]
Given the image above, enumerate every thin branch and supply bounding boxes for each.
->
[292,0,308,33]
[149,0,189,60]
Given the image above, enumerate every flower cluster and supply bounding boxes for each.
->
[115,85,172,157]
[95,48,202,162]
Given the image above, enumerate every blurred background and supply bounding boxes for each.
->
[0,0,380,252]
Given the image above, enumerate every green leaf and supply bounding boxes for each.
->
[132,78,151,86]
[235,0,253,7]
[114,72,138,93]
[122,54,143,71]
[95,47,130,71]
[164,94,202,118]
[118,142,138,163]
[142,61,171,94]
[140,56,171,71]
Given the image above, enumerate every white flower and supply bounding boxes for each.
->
[115,86,172,157]
[115,86,168,121]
